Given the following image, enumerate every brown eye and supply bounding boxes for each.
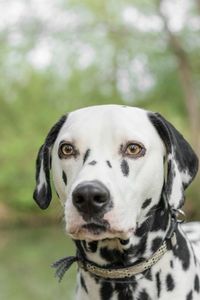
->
[59,143,75,157]
[125,143,145,158]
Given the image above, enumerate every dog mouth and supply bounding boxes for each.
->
[81,222,109,235]
[68,220,135,241]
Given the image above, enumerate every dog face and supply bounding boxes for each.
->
[51,106,165,240]
[33,105,198,241]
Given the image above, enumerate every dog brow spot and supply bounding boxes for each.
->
[106,160,112,168]
[62,171,67,185]
[121,159,129,176]
[88,160,97,165]
[83,149,91,164]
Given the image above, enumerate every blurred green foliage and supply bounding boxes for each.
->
[0,0,199,218]
[0,227,76,300]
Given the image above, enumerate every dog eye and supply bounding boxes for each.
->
[59,143,75,157]
[125,143,145,158]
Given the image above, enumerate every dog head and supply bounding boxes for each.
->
[33,105,198,241]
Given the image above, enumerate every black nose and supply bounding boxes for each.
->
[72,180,111,218]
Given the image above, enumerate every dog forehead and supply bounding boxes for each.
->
[57,105,163,148]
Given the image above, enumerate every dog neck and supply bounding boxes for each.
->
[75,195,171,268]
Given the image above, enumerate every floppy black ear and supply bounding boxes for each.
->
[33,115,67,209]
[149,112,199,209]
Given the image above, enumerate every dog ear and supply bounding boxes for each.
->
[149,112,199,209]
[33,115,67,209]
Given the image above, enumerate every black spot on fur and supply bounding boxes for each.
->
[100,240,142,266]
[142,198,152,209]
[194,274,200,293]
[115,283,133,300]
[83,149,91,164]
[131,278,138,291]
[89,160,97,165]
[143,195,170,234]
[194,252,197,266]
[151,237,162,252]
[121,159,129,177]
[62,171,67,185]
[94,276,100,284]
[138,289,151,300]
[173,229,190,270]
[166,274,175,291]
[135,221,148,237]
[135,216,153,238]
[156,272,161,298]
[186,290,193,300]
[134,197,170,257]
[80,274,88,294]
[81,239,99,254]
[100,247,122,264]
[144,269,152,281]
[100,282,113,300]
[170,260,174,268]
[88,241,98,253]
[126,235,147,257]
[148,204,169,232]
[106,160,112,168]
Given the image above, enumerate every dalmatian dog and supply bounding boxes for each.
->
[33,105,200,300]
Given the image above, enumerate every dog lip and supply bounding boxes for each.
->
[81,222,109,234]
[68,224,135,241]
[68,227,135,241]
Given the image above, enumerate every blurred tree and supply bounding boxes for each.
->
[158,0,200,157]
[0,0,199,218]
[196,0,200,13]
